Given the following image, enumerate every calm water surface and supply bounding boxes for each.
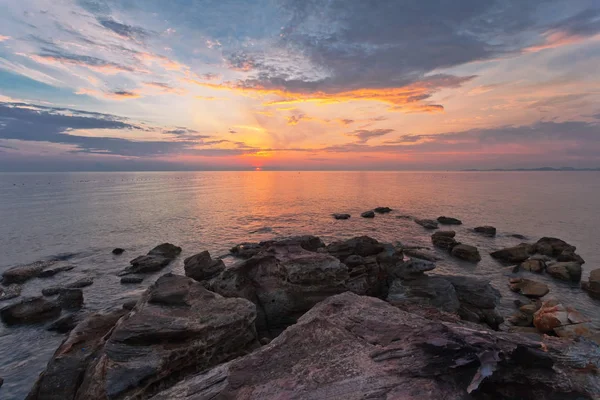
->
[1,171,599,399]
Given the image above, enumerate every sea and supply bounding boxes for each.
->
[1,171,599,399]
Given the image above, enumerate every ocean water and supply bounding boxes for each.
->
[1,171,599,398]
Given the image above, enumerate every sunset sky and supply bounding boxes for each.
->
[0,0,599,170]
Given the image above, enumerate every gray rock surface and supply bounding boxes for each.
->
[184,251,225,281]
[546,262,583,282]
[509,278,550,298]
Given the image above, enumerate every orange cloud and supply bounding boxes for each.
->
[524,30,598,53]
[0,35,10,42]
[137,52,187,72]
[142,81,187,95]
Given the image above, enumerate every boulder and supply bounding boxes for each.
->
[41,278,93,296]
[557,249,585,264]
[1,297,61,325]
[1,260,52,284]
[518,258,546,273]
[509,278,549,298]
[437,216,462,225]
[474,226,496,236]
[374,207,392,214]
[120,243,181,275]
[415,218,438,229]
[582,269,600,298]
[120,276,143,284]
[546,262,582,282]
[38,266,75,278]
[68,274,258,400]
[431,230,458,250]
[451,244,481,262]
[111,248,125,255]
[326,236,385,262]
[46,313,84,333]
[360,210,375,218]
[151,292,600,400]
[535,237,575,257]
[184,251,225,281]
[332,213,351,220]
[490,243,534,263]
[0,284,22,301]
[57,289,83,310]
[534,301,591,335]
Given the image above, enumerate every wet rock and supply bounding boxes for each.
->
[184,251,225,281]
[1,297,61,325]
[374,206,392,214]
[120,276,143,284]
[546,262,582,282]
[437,216,462,225]
[327,236,385,262]
[47,313,84,333]
[57,289,83,310]
[112,248,125,255]
[582,269,600,298]
[70,274,258,400]
[534,301,591,335]
[0,284,22,301]
[402,248,441,262]
[360,210,375,218]
[393,258,436,280]
[151,292,600,400]
[231,236,325,260]
[387,276,460,312]
[509,278,549,298]
[517,258,546,273]
[122,300,138,310]
[119,243,181,275]
[0,377,3,388]
[38,266,75,278]
[509,312,533,327]
[451,244,481,262]
[510,234,527,239]
[534,237,575,257]
[230,242,262,259]
[26,309,128,400]
[490,243,535,263]
[1,261,51,284]
[557,249,585,264]
[431,230,458,250]
[42,278,93,296]
[474,226,496,236]
[415,218,438,229]
[332,213,351,220]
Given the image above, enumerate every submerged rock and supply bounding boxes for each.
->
[151,292,600,400]
[582,269,600,298]
[2,261,52,284]
[509,278,550,298]
[437,216,462,225]
[38,266,75,278]
[415,218,438,229]
[120,276,143,284]
[360,210,375,218]
[490,243,534,263]
[119,243,181,275]
[374,206,392,214]
[184,251,225,281]
[0,284,22,301]
[546,262,583,282]
[451,244,481,262]
[1,297,61,325]
[474,226,496,236]
[42,278,93,296]
[111,248,125,255]
[332,213,351,220]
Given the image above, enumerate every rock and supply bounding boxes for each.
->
[184,251,225,281]
[1,260,51,284]
[231,236,325,260]
[230,242,263,259]
[451,244,481,262]
[360,210,375,218]
[42,278,94,296]
[374,206,392,214]
[57,289,83,310]
[396,215,412,219]
[151,292,600,400]
[62,274,258,400]
[534,301,591,334]
[490,243,535,263]
[510,234,527,239]
[122,300,138,310]
[509,278,550,298]
[332,213,351,220]
[520,303,541,314]
[119,243,181,275]
[26,309,128,400]
[0,284,22,301]
[535,237,575,257]
[518,258,546,273]
[474,225,496,236]
[38,266,75,278]
[431,230,458,250]
[47,313,84,333]
[402,248,441,262]
[326,236,385,261]
[509,312,533,327]
[0,377,3,388]
[437,216,462,225]
[387,276,460,312]
[393,258,436,280]
[415,218,438,229]
[582,269,600,298]
[546,262,582,282]
[557,249,585,264]
[112,248,125,255]
[1,297,61,325]
[120,276,143,284]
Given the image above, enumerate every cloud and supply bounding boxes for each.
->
[337,119,354,125]
[76,88,142,100]
[346,129,394,143]
[98,18,150,42]
[24,51,144,75]
[0,35,10,42]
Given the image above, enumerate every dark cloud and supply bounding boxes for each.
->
[337,119,354,125]
[98,18,150,41]
[548,8,600,37]
[34,50,138,73]
[346,129,394,143]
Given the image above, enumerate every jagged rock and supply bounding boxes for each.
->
[184,251,225,281]
[546,262,582,282]
[38,266,75,278]
[402,248,440,262]
[582,269,600,298]
[26,309,128,400]
[509,278,549,298]
[437,216,462,225]
[451,244,481,262]
[518,258,546,273]
[360,210,375,218]
[2,260,53,284]
[119,243,181,275]
[57,289,83,310]
[112,248,125,255]
[535,237,575,257]
[42,278,93,296]
[0,284,22,301]
[415,218,438,229]
[374,207,392,214]
[326,236,385,262]
[431,230,458,250]
[474,226,496,236]
[151,292,600,400]
[534,301,591,335]
[332,213,351,220]
[1,297,61,325]
[67,274,257,400]
[490,243,535,263]
[47,313,84,333]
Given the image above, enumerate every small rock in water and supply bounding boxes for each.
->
[42,278,93,296]
[509,278,550,298]
[184,251,225,282]
[581,269,600,299]
[360,210,375,218]
[474,226,496,236]
[120,243,182,275]
[546,262,583,282]
[415,218,438,230]
[451,244,481,262]
[112,248,125,255]
[535,237,575,257]
[249,227,273,234]
[120,276,144,284]
[1,261,49,284]
[0,284,22,301]
[510,234,527,240]
[403,248,440,262]
[0,376,3,388]
[437,216,462,225]
[332,213,351,220]
[534,301,590,335]
[431,231,458,250]
[38,265,75,278]
[57,289,83,310]
[0,297,61,325]
[490,244,535,263]
[374,207,392,214]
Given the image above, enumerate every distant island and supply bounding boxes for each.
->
[462,167,600,171]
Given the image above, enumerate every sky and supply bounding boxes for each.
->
[0,0,599,171]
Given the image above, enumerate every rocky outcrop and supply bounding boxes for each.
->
[582,269,600,298]
[151,292,600,400]
[431,230,458,250]
[1,297,61,325]
[509,278,549,298]
[474,225,496,236]
[360,210,375,218]
[119,243,181,275]
[546,262,583,282]
[332,213,351,220]
[451,244,481,262]
[437,216,462,225]
[184,251,225,281]
[0,284,22,301]
[374,206,392,214]
[326,236,385,261]
[415,218,438,229]
[490,243,535,263]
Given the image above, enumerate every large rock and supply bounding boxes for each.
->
[474,226,496,236]
[582,269,600,298]
[431,230,458,250]
[152,292,600,400]
[184,251,225,281]
[534,237,575,257]
[47,274,258,400]
[451,244,481,262]
[490,243,535,263]
[509,278,549,298]
[1,297,61,325]
[415,218,438,229]
[437,216,462,225]
[546,262,583,282]
[119,243,181,275]
[387,276,460,312]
